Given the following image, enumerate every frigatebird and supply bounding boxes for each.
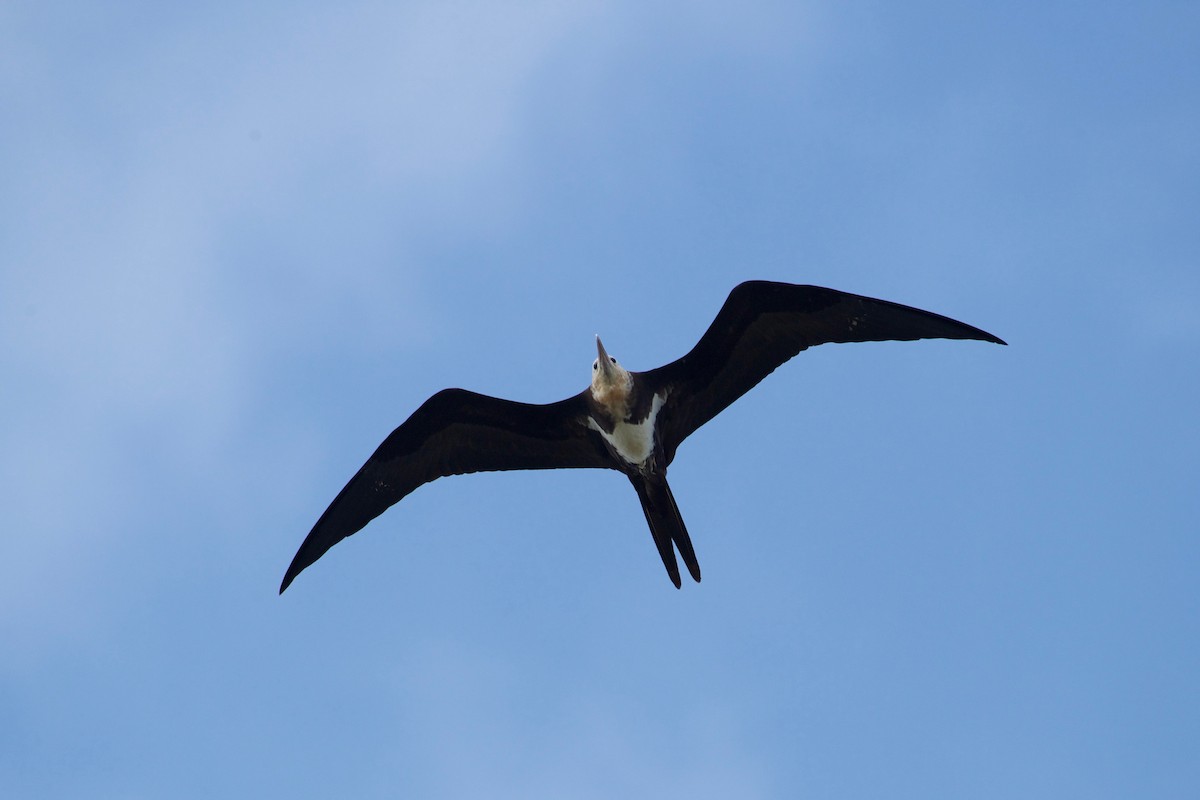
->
[280,281,1004,593]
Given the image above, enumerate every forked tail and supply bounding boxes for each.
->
[630,476,702,588]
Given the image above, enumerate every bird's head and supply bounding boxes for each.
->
[591,335,632,407]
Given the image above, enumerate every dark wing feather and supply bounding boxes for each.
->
[280,388,607,593]
[643,282,1006,459]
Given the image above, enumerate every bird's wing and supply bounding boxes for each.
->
[642,282,1006,458]
[280,388,607,592]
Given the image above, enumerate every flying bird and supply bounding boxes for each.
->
[280,281,1004,593]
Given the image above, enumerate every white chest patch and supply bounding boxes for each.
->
[588,391,665,466]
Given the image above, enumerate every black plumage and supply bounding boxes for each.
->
[280,281,1004,593]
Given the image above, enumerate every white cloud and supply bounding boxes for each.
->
[0,0,602,650]
[0,0,826,663]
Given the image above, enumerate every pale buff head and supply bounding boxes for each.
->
[590,335,632,408]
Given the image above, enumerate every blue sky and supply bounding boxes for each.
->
[2,1,1197,796]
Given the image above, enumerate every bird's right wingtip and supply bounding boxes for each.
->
[970,327,1006,346]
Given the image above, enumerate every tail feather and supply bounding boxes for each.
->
[631,477,702,588]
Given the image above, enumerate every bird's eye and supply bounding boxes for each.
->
[592,360,598,370]
[609,356,617,364]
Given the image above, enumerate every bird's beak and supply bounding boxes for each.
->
[595,335,616,381]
